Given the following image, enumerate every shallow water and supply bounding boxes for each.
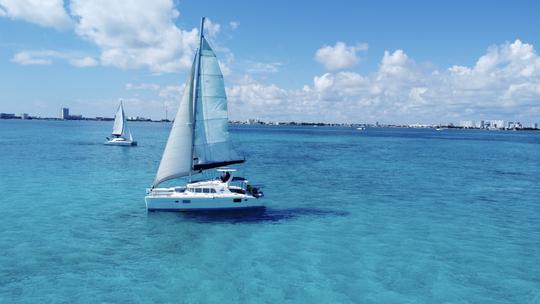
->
[1,120,539,303]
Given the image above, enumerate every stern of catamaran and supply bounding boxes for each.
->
[249,186,264,198]
[220,168,264,198]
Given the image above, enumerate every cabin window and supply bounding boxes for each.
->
[195,188,202,193]
[203,188,210,194]
[210,189,216,193]
[233,198,242,203]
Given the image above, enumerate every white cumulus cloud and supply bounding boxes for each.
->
[12,51,54,65]
[2,0,225,73]
[246,61,282,74]
[12,50,98,67]
[68,56,98,67]
[229,21,239,30]
[115,40,540,123]
[227,40,540,123]
[204,18,221,38]
[70,0,199,73]
[0,0,72,29]
[315,41,368,70]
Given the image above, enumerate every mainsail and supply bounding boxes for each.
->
[112,101,125,136]
[192,36,244,171]
[153,17,243,187]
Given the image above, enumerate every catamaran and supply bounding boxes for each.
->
[105,100,137,146]
[145,17,264,211]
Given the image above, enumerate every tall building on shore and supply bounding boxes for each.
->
[61,108,69,120]
[461,119,505,129]
[484,120,505,129]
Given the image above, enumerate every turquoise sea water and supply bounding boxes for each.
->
[0,120,539,303]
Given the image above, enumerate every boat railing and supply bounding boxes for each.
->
[149,186,186,195]
[148,188,176,197]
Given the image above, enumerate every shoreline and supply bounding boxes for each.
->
[1,117,539,131]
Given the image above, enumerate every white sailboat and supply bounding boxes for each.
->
[105,100,137,146]
[145,17,264,212]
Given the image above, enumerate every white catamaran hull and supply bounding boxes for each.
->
[104,139,137,146]
[145,193,264,211]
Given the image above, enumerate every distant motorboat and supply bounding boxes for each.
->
[145,17,264,212]
[357,127,365,131]
[105,100,137,146]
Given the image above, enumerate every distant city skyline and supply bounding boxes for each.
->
[2,107,538,130]
[1,1,539,123]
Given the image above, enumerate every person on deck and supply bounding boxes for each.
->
[221,171,231,182]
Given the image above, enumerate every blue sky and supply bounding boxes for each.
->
[1,0,539,124]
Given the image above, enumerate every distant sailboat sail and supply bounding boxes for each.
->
[152,18,243,187]
[112,102,125,136]
[124,124,133,141]
[127,128,133,141]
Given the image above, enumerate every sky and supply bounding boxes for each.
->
[0,0,539,124]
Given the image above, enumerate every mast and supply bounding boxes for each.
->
[189,17,205,181]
